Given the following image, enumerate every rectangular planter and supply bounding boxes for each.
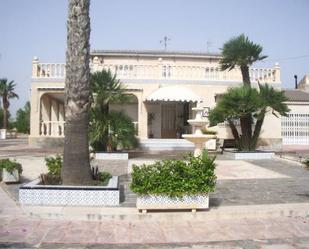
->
[0,129,6,140]
[95,152,128,160]
[2,169,20,183]
[136,194,209,213]
[225,150,275,160]
[19,176,119,206]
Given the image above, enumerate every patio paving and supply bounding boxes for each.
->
[1,137,309,247]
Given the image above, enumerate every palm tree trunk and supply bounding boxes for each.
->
[62,0,92,185]
[3,107,8,129]
[2,97,9,129]
[240,65,254,150]
[240,116,252,151]
[227,119,239,140]
[251,110,266,150]
[240,65,251,86]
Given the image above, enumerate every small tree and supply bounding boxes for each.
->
[209,84,289,151]
[15,102,30,133]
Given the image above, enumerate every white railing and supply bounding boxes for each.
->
[32,58,280,83]
[40,121,65,137]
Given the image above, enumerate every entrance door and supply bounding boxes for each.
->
[161,103,176,138]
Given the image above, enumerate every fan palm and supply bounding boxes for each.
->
[0,78,19,129]
[90,69,134,151]
[91,69,129,114]
[251,84,290,148]
[209,84,289,151]
[220,34,267,86]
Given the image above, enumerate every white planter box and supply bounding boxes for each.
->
[95,152,128,160]
[0,129,6,140]
[2,169,20,183]
[19,176,120,206]
[136,194,209,213]
[225,150,275,160]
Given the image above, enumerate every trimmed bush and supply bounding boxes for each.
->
[130,150,216,198]
[0,159,22,174]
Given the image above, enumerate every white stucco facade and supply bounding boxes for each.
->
[29,50,287,150]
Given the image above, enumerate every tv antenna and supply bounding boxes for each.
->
[160,36,171,50]
[206,39,213,53]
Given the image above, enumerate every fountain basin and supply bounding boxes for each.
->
[187,119,208,126]
[182,134,216,143]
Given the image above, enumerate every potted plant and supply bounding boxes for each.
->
[0,159,22,183]
[130,150,216,213]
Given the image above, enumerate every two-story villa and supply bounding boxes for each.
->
[29,50,286,150]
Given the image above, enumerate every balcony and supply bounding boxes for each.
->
[32,57,280,84]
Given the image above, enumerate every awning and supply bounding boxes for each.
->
[145,86,202,102]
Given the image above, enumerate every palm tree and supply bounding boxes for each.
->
[90,69,135,151]
[251,84,290,148]
[0,78,19,129]
[91,69,128,114]
[219,34,267,149]
[62,0,92,185]
[209,84,289,151]
[220,34,267,86]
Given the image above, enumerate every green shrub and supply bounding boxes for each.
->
[91,166,112,186]
[41,155,62,184]
[98,171,112,185]
[0,159,22,174]
[45,155,62,176]
[130,150,216,198]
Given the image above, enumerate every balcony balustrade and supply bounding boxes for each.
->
[32,57,280,83]
[40,121,65,137]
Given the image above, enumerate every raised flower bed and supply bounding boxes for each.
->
[130,150,216,213]
[19,176,119,206]
[224,150,275,160]
[19,155,119,206]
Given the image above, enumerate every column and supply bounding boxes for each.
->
[274,62,281,84]
[32,57,39,77]
[138,97,148,139]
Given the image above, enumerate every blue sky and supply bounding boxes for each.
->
[1,0,309,116]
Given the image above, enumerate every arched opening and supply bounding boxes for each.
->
[39,92,65,137]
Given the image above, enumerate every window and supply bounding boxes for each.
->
[162,65,172,78]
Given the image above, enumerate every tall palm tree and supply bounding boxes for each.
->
[0,78,19,129]
[220,34,267,86]
[62,0,92,185]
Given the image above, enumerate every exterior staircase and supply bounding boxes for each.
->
[139,139,194,152]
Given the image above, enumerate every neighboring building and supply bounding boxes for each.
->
[29,50,284,150]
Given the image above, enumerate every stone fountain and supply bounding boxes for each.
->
[182,105,216,156]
